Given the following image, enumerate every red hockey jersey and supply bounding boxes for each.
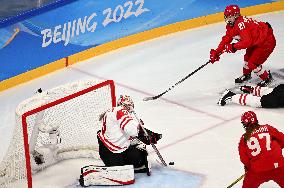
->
[238,124,284,172]
[216,16,270,52]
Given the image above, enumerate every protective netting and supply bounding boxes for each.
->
[0,0,59,20]
[0,79,115,188]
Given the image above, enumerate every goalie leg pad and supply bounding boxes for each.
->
[79,165,135,187]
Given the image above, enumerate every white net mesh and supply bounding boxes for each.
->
[0,79,115,187]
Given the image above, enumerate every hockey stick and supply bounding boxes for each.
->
[132,111,167,166]
[143,60,211,101]
[227,174,245,188]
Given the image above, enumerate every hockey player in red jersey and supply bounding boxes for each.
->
[217,84,284,108]
[210,5,275,86]
[238,111,284,188]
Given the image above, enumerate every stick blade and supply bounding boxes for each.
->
[143,96,154,101]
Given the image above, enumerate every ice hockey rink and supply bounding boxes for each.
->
[0,10,284,188]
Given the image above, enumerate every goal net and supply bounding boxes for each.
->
[0,79,116,188]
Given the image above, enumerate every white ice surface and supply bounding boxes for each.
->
[0,11,284,188]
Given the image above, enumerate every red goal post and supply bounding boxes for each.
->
[0,79,116,188]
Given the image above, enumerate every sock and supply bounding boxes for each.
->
[243,67,251,75]
[258,70,269,80]
[252,65,269,80]
[243,61,251,75]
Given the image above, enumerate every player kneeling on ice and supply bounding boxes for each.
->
[79,95,162,187]
[238,111,284,188]
[210,5,275,87]
[218,84,284,108]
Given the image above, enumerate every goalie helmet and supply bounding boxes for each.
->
[224,5,240,26]
[241,111,258,128]
[117,95,134,110]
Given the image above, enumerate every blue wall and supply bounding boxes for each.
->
[0,0,275,82]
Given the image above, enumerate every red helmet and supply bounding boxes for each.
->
[241,111,258,127]
[224,5,240,17]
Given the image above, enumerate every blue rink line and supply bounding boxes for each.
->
[68,165,203,188]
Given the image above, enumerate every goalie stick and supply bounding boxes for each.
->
[132,111,167,166]
[227,174,245,188]
[143,60,211,101]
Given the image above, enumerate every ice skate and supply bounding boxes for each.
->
[257,71,273,87]
[235,73,252,84]
[218,89,236,106]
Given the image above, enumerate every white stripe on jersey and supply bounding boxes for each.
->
[120,116,133,130]
[98,106,139,153]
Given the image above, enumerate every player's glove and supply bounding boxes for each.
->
[210,49,220,64]
[138,126,162,145]
[240,85,253,94]
[224,43,237,53]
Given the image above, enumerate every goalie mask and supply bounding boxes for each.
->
[224,5,240,26]
[117,95,134,111]
[241,111,258,129]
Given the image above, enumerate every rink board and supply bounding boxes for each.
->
[0,1,284,92]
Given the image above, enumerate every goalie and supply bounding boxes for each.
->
[79,95,162,186]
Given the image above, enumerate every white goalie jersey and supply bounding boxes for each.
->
[98,106,140,153]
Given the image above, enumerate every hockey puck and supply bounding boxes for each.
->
[169,162,174,165]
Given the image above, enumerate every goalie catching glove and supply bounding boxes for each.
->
[137,124,162,145]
